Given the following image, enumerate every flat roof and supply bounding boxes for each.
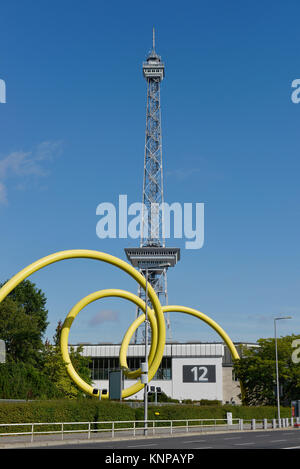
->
[72,343,224,358]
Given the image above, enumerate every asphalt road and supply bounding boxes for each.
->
[27,429,300,450]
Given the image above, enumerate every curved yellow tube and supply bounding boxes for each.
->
[0,248,241,401]
[103,306,234,387]
[119,307,157,379]
[163,305,240,361]
[119,304,241,400]
[0,249,165,398]
[62,289,158,397]
[120,304,240,364]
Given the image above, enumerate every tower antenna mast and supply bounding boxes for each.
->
[153,26,155,50]
[125,30,180,343]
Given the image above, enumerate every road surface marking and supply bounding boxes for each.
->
[127,443,156,448]
[194,447,213,449]
[234,442,255,446]
[182,439,206,443]
[271,439,287,442]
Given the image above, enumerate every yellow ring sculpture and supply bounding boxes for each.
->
[62,289,158,397]
[0,249,165,399]
[0,249,240,400]
[120,305,240,366]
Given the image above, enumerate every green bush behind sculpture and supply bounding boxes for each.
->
[0,400,290,433]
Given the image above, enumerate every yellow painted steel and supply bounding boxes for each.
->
[61,289,158,397]
[120,304,240,362]
[0,249,165,398]
[163,306,240,360]
[0,248,241,401]
[119,304,242,400]
[119,306,157,379]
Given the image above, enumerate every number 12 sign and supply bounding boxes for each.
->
[182,365,216,383]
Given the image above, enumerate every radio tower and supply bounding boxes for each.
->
[125,28,180,343]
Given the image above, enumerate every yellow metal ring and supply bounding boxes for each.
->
[119,306,157,379]
[163,305,240,360]
[61,289,158,397]
[0,249,241,401]
[120,304,240,364]
[0,249,165,398]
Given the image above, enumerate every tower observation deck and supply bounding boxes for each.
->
[125,29,180,343]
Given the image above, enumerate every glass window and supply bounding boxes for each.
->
[89,357,120,380]
[89,356,172,381]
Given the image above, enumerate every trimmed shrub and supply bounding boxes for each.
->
[0,363,62,400]
[0,400,291,434]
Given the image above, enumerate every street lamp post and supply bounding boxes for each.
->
[143,267,149,436]
[143,263,170,436]
[274,316,292,427]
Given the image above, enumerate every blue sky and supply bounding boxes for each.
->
[0,0,299,345]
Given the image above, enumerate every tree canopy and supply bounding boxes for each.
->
[0,280,48,365]
[42,321,92,398]
[0,280,91,399]
[234,335,300,406]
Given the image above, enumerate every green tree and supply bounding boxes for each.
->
[42,321,92,398]
[0,362,61,399]
[0,280,48,365]
[234,335,300,405]
[0,281,93,399]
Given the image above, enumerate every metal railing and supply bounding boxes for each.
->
[0,417,298,444]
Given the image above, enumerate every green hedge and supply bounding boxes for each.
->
[145,404,291,423]
[0,363,62,399]
[0,400,291,433]
[0,400,136,433]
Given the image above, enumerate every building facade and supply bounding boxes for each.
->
[74,342,248,403]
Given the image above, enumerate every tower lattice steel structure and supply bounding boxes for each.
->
[125,29,180,344]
